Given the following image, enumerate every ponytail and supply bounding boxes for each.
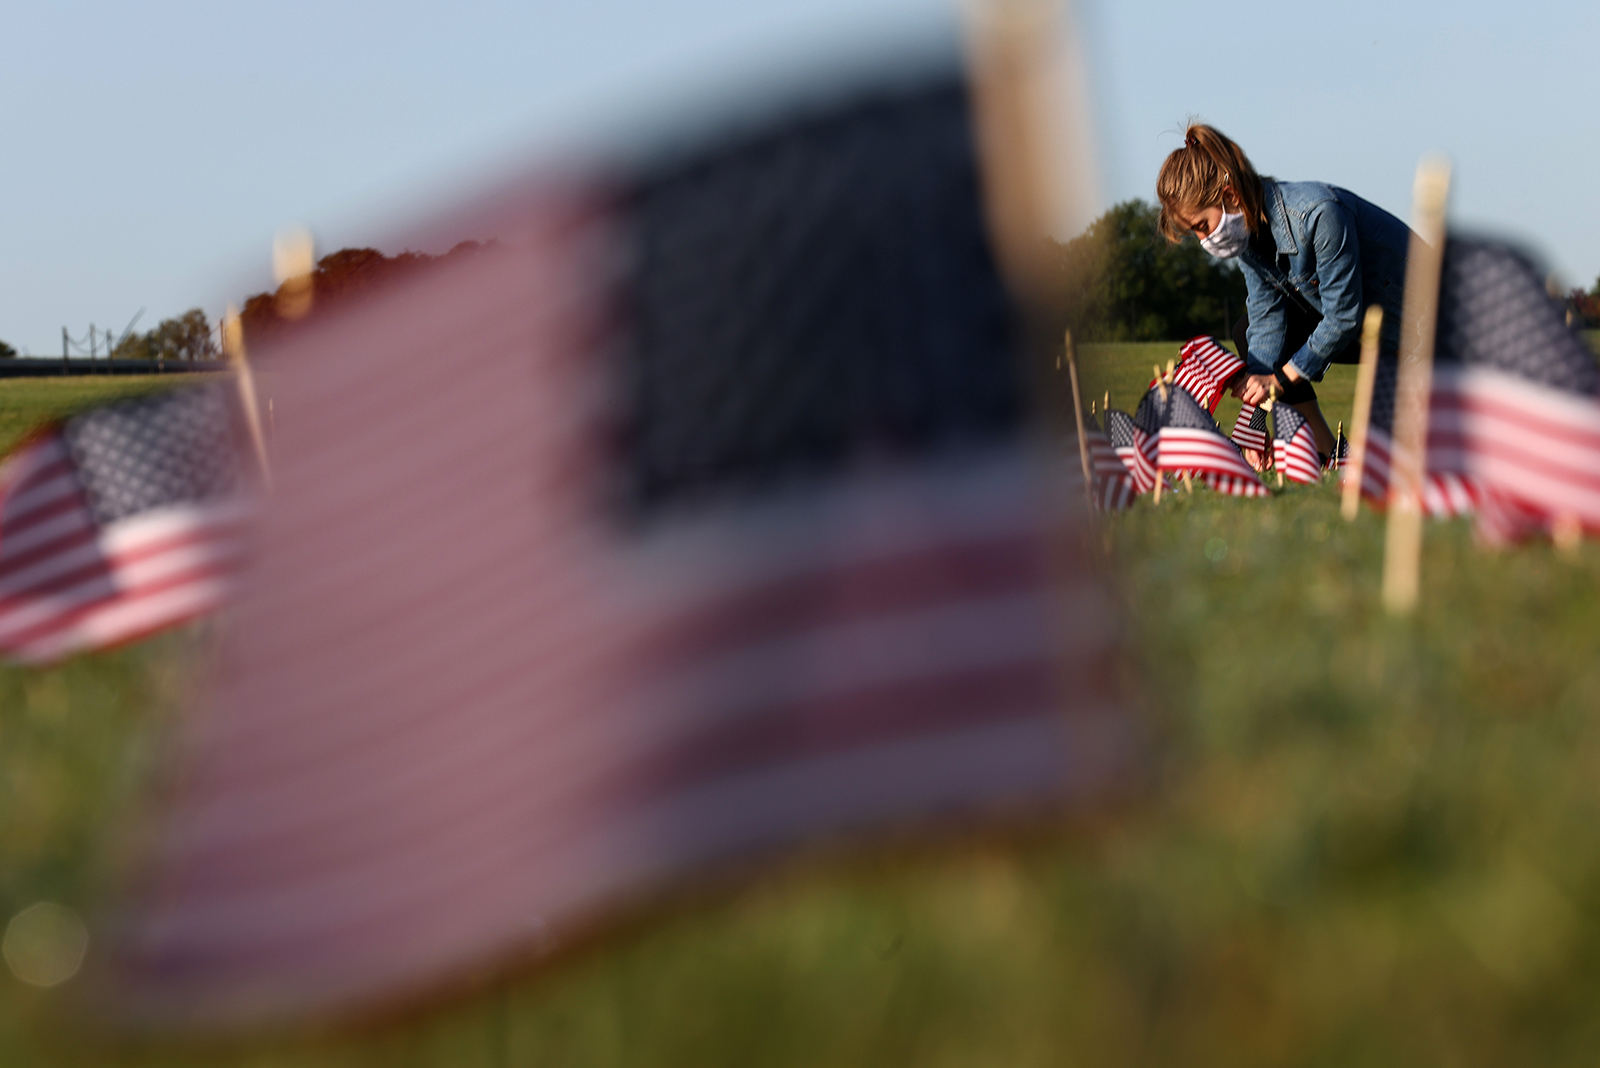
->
[1155,123,1266,243]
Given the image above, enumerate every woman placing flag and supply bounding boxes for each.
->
[1155,123,1411,468]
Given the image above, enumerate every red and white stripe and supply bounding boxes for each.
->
[0,435,250,662]
[1157,427,1269,497]
[1087,432,1136,510]
[1274,424,1323,485]
[1430,365,1600,533]
[1170,336,1244,413]
[1117,429,1160,495]
[1353,425,1483,518]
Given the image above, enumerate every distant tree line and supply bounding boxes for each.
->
[240,241,495,347]
[1566,285,1600,329]
[1052,199,1247,343]
[110,309,219,362]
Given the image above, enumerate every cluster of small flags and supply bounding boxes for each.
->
[1080,335,1344,510]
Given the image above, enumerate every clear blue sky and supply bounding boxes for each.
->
[3,0,1597,355]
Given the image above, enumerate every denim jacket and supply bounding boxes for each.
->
[1238,179,1411,381]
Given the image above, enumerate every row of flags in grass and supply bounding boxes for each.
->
[1084,234,1600,530]
[1084,335,1338,510]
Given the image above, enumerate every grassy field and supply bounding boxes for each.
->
[5,352,1600,1066]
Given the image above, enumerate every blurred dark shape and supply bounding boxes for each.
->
[1564,286,1600,329]
[0,339,16,359]
[1054,200,1247,342]
[239,241,498,347]
[621,78,1019,516]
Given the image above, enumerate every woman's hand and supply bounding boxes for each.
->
[1235,374,1276,406]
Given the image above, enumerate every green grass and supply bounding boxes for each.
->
[5,361,1600,1066]
[0,376,209,456]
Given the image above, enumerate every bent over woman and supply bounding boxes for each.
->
[1155,123,1411,464]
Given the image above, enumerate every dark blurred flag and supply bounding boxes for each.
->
[105,71,1130,1027]
[1134,384,1268,497]
[1426,238,1600,541]
[1271,402,1322,485]
[0,387,252,662]
[1231,401,1268,454]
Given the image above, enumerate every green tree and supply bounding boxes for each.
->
[0,339,16,359]
[111,309,217,361]
[1054,200,1247,342]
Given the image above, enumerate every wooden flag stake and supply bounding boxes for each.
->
[1103,390,1109,415]
[1331,420,1344,477]
[1553,513,1582,555]
[1342,306,1384,520]
[223,304,272,490]
[1063,330,1094,509]
[1383,157,1451,615]
[1182,471,1194,494]
[1153,365,1167,403]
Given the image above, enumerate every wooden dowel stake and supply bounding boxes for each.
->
[1063,330,1094,509]
[1383,157,1451,615]
[223,304,272,490]
[1342,306,1384,520]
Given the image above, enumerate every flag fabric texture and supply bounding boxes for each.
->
[1272,402,1323,485]
[1426,237,1600,540]
[1327,433,1348,471]
[105,73,1131,1027]
[1085,427,1136,510]
[1231,401,1269,454]
[1165,335,1244,413]
[1133,383,1269,497]
[1103,407,1158,495]
[0,386,252,663]
[1349,357,1483,517]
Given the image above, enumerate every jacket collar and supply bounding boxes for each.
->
[1261,179,1297,257]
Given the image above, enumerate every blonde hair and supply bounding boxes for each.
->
[1155,123,1265,243]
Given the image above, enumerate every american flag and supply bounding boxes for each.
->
[1164,335,1244,413]
[1104,407,1158,495]
[1327,432,1348,471]
[1426,238,1600,541]
[1133,383,1268,497]
[0,386,253,663]
[106,73,1130,1026]
[1083,418,1136,510]
[1231,401,1269,454]
[1353,344,1483,518]
[1271,402,1323,485]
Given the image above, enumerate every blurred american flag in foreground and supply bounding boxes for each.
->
[1353,238,1600,533]
[102,66,1131,1027]
[0,387,252,662]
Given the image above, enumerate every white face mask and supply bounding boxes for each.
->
[1199,208,1249,259]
